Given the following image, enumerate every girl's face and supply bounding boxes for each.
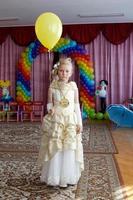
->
[58,64,72,82]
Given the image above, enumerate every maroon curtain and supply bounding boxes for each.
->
[85,32,133,111]
[0,23,133,46]
[63,24,102,44]
[10,27,36,46]
[0,26,36,46]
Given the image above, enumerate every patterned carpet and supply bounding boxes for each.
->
[0,152,76,199]
[83,120,117,153]
[0,122,41,153]
[0,121,125,200]
[76,153,125,200]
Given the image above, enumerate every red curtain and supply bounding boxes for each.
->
[0,23,133,46]
[0,26,36,46]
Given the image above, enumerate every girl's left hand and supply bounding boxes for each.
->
[76,124,83,134]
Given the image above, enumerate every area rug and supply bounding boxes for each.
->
[0,122,41,153]
[75,153,126,200]
[0,121,124,200]
[0,152,125,200]
[0,152,76,200]
[83,120,117,154]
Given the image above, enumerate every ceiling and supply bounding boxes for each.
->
[0,0,133,27]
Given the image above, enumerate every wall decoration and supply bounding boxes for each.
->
[0,80,13,104]
[16,38,95,118]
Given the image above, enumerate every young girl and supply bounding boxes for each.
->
[37,57,84,187]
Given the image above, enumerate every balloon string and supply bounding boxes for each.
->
[48,50,51,82]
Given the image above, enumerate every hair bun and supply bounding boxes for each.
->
[66,57,72,62]
[59,57,72,65]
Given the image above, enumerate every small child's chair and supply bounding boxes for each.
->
[31,101,44,122]
[21,102,33,122]
[7,102,19,122]
[0,102,5,122]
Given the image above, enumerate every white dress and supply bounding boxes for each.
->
[37,80,84,187]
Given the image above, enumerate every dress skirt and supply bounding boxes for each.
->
[37,111,84,187]
[40,149,81,187]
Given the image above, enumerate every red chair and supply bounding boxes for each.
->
[31,101,44,122]
[0,102,5,122]
[123,98,133,108]
[7,102,19,122]
[21,102,33,122]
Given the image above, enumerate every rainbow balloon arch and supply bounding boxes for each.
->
[16,37,96,118]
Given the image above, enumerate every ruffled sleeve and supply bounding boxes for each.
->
[50,80,56,89]
[69,81,78,90]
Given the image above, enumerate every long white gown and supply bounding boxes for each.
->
[37,80,84,187]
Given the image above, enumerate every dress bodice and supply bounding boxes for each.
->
[50,80,77,115]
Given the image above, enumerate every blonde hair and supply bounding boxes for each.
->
[59,57,72,66]
[52,57,73,77]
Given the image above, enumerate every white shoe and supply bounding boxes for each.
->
[59,184,67,188]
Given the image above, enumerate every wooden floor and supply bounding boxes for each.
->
[111,126,133,200]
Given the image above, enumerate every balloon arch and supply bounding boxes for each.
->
[16,37,95,118]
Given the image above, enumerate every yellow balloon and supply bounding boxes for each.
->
[35,12,62,50]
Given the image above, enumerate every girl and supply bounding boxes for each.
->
[37,57,84,187]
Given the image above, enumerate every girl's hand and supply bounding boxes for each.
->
[48,108,54,116]
[76,124,83,134]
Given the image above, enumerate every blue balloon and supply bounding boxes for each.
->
[82,111,87,120]
[29,42,35,48]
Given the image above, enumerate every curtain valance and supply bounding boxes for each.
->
[0,23,133,46]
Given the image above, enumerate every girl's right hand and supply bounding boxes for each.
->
[48,108,54,115]
[76,124,83,134]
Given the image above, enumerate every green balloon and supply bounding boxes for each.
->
[89,108,95,113]
[96,112,103,120]
[103,112,109,120]
[89,112,96,119]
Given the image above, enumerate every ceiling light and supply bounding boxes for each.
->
[77,13,124,18]
[0,17,19,22]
